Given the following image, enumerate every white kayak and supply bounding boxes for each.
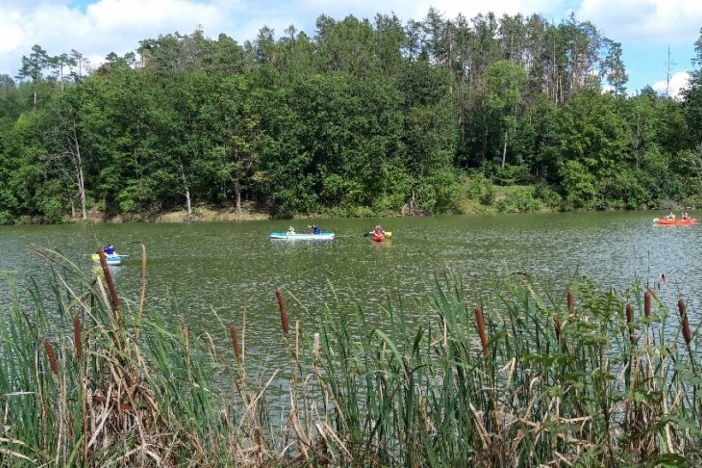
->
[91,253,123,265]
[269,232,335,240]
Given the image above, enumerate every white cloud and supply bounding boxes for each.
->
[0,18,24,54]
[653,71,690,99]
[0,0,242,78]
[0,0,697,96]
[577,0,702,45]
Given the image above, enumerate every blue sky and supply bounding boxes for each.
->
[1,0,700,97]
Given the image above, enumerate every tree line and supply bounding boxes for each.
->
[0,9,701,223]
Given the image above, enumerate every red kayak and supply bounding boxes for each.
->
[654,218,697,225]
[371,234,385,242]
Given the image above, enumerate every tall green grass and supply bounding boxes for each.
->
[1,249,701,467]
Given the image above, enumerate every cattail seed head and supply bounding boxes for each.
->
[554,318,562,341]
[276,288,289,334]
[626,303,634,325]
[43,339,59,375]
[229,324,241,358]
[678,298,692,344]
[644,290,651,318]
[73,315,82,359]
[567,289,574,314]
[474,306,489,358]
[98,248,120,311]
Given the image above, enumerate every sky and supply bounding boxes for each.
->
[0,0,700,98]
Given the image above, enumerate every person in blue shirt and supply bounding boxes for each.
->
[311,224,321,234]
[104,244,116,255]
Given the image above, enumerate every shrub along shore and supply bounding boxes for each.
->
[1,248,701,467]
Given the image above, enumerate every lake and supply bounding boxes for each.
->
[1,211,700,360]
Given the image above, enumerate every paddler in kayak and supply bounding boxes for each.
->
[373,225,385,237]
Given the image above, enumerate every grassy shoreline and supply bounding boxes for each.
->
[4,178,680,225]
[1,249,701,466]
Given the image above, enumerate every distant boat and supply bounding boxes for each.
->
[91,253,123,265]
[269,232,335,240]
[653,218,697,225]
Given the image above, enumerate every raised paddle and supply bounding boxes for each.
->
[363,231,392,237]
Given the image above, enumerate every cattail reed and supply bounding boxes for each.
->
[73,314,82,359]
[554,318,562,341]
[276,288,289,334]
[626,303,635,344]
[98,248,121,313]
[678,298,692,345]
[644,289,651,318]
[474,306,489,358]
[43,339,59,375]
[229,324,241,358]
[567,289,574,315]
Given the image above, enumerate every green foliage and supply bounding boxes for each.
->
[412,169,462,214]
[464,173,498,207]
[0,210,14,224]
[490,162,530,185]
[496,186,543,213]
[0,14,701,222]
[533,183,562,208]
[560,159,599,210]
[486,60,527,111]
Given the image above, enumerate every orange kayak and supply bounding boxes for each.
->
[654,218,697,225]
[371,234,385,242]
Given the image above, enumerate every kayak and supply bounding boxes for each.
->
[654,218,697,225]
[370,234,385,242]
[269,232,335,240]
[91,253,123,266]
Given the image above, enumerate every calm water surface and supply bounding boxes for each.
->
[1,211,700,359]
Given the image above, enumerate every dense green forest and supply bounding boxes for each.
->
[1,9,702,223]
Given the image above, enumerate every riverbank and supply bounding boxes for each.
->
[3,178,683,225]
[135,183,557,223]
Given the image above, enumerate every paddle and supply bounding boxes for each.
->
[363,231,392,237]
